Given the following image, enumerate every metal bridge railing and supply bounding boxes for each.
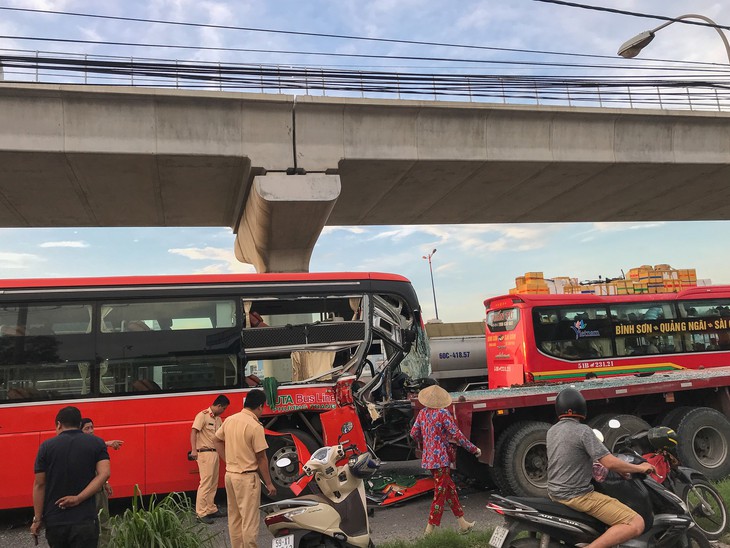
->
[2,50,730,112]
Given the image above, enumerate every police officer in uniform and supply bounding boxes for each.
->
[214,389,276,548]
[190,394,230,523]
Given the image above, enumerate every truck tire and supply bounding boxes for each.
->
[674,407,730,481]
[266,428,319,501]
[654,406,692,430]
[590,414,651,452]
[495,421,550,497]
[587,413,612,430]
[455,447,496,489]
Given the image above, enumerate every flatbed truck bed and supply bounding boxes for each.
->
[438,367,730,497]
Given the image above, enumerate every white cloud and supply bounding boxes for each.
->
[8,0,75,9]
[0,252,45,269]
[321,226,366,235]
[579,222,666,242]
[594,222,666,232]
[370,224,558,254]
[435,261,457,273]
[39,241,89,248]
[168,246,256,273]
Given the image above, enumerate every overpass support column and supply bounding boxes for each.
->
[234,173,341,273]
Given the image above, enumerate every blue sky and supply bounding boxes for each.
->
[0,0,729,322]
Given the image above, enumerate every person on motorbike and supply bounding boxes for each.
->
[547,388,655,548]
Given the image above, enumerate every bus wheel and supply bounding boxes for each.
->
[590,414,651,452]
[266,428,319,501]
[495,421,550,497]
[674,407,730,481]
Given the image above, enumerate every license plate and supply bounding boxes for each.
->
[272,534,294,548]
[489,525,509,548]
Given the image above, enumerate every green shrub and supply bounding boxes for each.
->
[109,489,219,548]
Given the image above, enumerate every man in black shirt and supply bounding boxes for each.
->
[30,406,110,547]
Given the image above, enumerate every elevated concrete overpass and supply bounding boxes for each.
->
[0,83,729,271]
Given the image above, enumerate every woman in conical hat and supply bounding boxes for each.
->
[410,384,481,536]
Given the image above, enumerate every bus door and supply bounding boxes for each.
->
[485,300,524,389]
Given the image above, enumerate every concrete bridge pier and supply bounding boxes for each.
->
[234,172,341,273]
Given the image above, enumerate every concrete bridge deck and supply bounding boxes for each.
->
[1,84,728,270]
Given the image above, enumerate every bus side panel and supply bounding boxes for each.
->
[94,425,146,499]
[145,421,200,495]
[320,405,367,453]
[0,431,40,509]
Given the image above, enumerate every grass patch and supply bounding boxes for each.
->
[716,478,730,544]
[109,489,219,548]
[716,478,730,507]
[379,529,495,548]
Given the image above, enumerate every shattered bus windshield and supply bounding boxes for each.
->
[240,292,429,384]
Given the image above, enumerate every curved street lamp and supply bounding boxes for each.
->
[422,248,439,320]
[618,13,730,63]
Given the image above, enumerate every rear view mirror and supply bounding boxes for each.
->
[592,429,605,443]
[608,419,621,429]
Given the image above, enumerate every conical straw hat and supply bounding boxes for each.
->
[417,384,452,409]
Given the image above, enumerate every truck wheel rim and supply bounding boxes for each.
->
[523,441,548,488]
[691,426,728,469]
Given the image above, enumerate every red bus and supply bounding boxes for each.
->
[0,272,430,510]
[485,286,730,389]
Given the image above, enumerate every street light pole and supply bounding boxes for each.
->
[618,13,730,63]
[422,248,439,320]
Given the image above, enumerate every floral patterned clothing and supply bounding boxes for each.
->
[410,408,478,469]
[428,468,464,525]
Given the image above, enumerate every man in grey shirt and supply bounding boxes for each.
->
[547,388,654,548]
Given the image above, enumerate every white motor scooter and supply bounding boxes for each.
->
[260,430,380,548]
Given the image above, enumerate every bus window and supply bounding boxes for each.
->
[0,303,94,402]
[240,294,369,384]
[610,303,675,322]
[486,308,520,332]
[0,303,92,335]
[534,306,612,360]
[609,302,679,356]
[98,298,240,395]
[100,300,236,333]
[100,354,238,394]
[679,299,730,351]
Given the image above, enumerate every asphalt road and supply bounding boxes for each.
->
[0,462,504,547]
[0,489,502,548]
[3,490,730,548]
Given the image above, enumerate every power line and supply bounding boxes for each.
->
[4,47,726,78]
[5,54,729,114]
[0,34,728,75]
[0,3,725,69]
[531,0,730,32]
[5,53,730,89]
[0,35,726,77]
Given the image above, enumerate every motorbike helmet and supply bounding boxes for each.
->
[555,387,587,420]
[348,452,380,479]
[647,426,678,451]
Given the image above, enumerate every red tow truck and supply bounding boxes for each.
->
[446,290,730,497]
[449,367,730,497]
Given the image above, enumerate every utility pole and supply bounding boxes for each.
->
[422,248,439,320]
